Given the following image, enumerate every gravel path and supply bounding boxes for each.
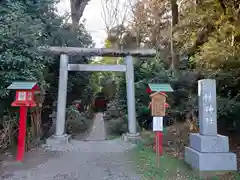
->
[0,113,141,180]
[1,139,141,180]
[85,113,106,141]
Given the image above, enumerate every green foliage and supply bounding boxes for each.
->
[124,0,240,131]
[89,56,122,100]
[66,105,93,134]
[0,0,93,151]
[172,0,240,129]
[115,54,198,127]
[0,0,48,116]
[91,0,240,134]
[106,116,128,135]
[0,0,93,114]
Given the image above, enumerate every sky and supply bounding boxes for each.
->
[56,0,132,48]
[57,0,109,48]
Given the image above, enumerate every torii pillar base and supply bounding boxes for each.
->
[122,133,141,144]
[46,134,71,146]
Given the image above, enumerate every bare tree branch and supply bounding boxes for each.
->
[101,0,131,33]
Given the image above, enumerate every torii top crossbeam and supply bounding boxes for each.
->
[38,46,156,57]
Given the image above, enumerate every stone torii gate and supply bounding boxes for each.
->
[40,46,156,144]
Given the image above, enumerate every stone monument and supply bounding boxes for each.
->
[185,79,237,171]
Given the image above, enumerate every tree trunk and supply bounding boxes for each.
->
[186,23,214,57]
[170,0,179,73]
[70,0,90,31]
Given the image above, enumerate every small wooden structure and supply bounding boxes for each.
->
[150,92,167,117]
[147,83,173,165]
[7,81,40,107]
[148,83,173,117]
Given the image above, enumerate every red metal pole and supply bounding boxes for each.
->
[157,131,163,155]
[154,131,163,155]
[16,106,27,161]
[156,132,159,168]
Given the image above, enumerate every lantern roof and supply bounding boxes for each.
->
[150,91,168,98]
[7,81,40,90]
[148,83,173,92]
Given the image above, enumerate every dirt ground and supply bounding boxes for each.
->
[0,113,140,180]
[0,148,61,178]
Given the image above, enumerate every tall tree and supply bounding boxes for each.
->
[170,0,179,72]
[70,0,90,29]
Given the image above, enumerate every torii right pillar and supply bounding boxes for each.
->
[185,79,237,172]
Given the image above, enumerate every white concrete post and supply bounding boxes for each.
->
[55,54,69,137]
[125,55,137,134]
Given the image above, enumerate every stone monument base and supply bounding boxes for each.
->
[122,133,141,144]
[46,134,71,145]
[189,133,229,152]
[185,147,237,171]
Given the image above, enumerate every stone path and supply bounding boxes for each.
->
[85,113,106,141]
[0,113,141,180]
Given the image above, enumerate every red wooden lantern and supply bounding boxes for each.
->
[8,82,40,107]
[12,90,36,107]
[7,81,40,162]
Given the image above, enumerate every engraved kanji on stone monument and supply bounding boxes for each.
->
[198,79,217,136]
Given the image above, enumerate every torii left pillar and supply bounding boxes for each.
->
[121,55,140,143]
[46,54,71,145]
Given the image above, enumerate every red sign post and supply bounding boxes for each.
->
[147,83,173,167]
[7,82,40,161]
[153,102,169,155]
[149,92,167,167]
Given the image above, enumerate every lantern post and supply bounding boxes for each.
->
[7,81,40,161]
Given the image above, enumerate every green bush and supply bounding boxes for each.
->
[217,97,240,132]
[106,116,128,135]
[66,105,94,135]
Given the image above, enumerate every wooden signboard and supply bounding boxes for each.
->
[150,92,166,116]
